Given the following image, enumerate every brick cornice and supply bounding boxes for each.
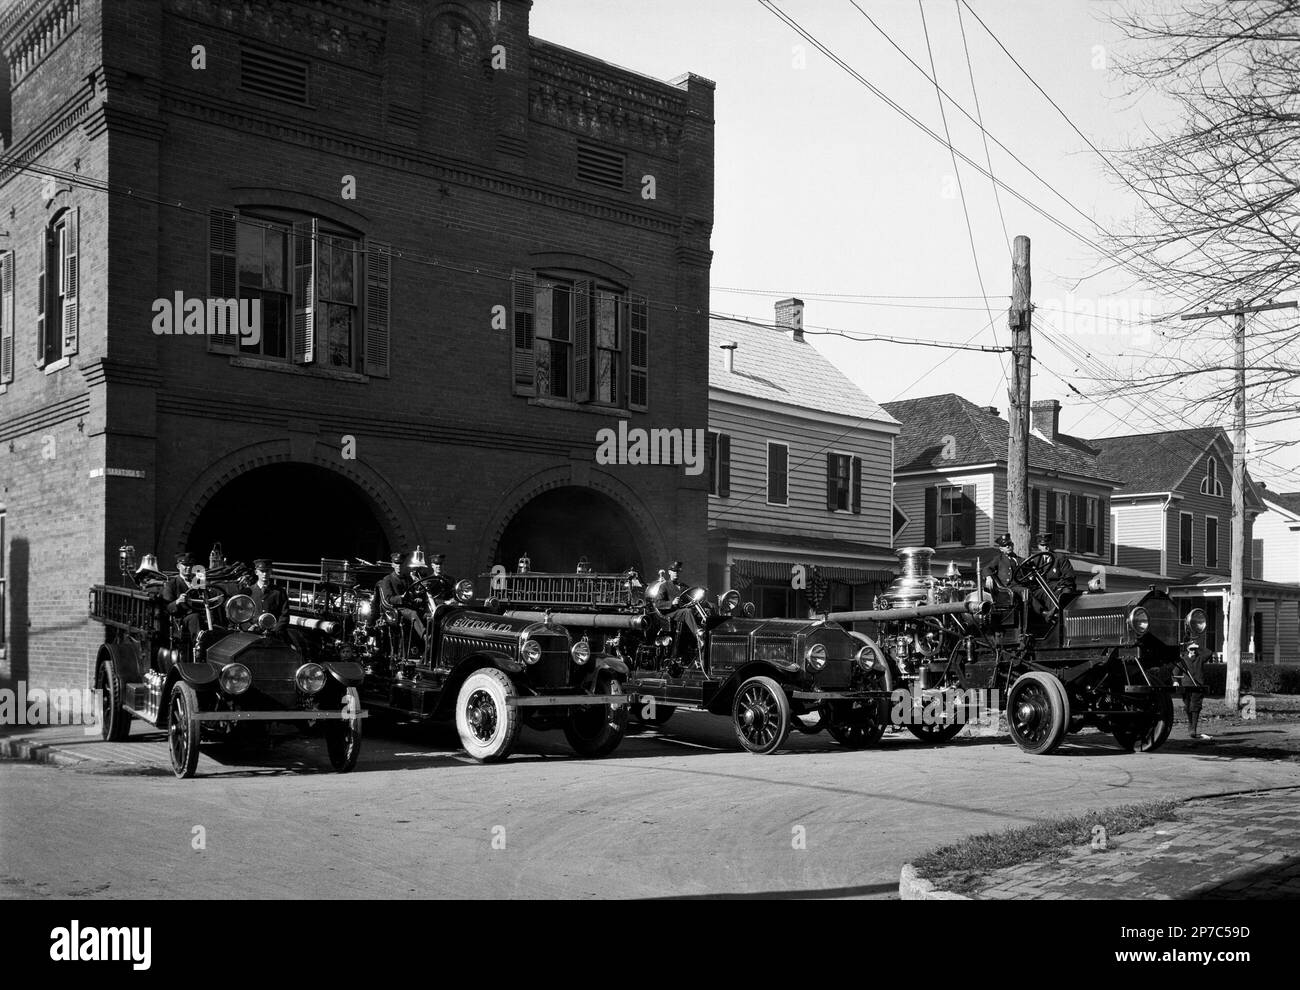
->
[159,89,682,237]
[80,358,163,390]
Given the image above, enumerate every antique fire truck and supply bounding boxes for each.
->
[89,554,365,778]
[824,546,1207,755]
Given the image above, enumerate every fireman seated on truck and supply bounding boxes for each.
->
[1028,533,1076,622]
[161,552,206,650]
[984,534,1027,620]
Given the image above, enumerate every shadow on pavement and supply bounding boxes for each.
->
[1188,854,1300,899]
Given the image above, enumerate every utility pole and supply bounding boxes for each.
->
[1180,297,1296,709]
[1007,235,1032,556]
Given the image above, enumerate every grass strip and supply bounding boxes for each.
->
[913,798,1182,893]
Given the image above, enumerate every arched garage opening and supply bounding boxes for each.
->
[186,463,391,567]
[496,486,649,576]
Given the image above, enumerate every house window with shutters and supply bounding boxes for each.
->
[825,453,863,514]
[926,484,976,547]
[207,210,389,377]
[510,270,646,411]
[1083,496,1098,555]
[707,431,730,497]
[0,252,14,386]
[36,208,79,369]
[767,442,788,506]
[1179,512,1194,565]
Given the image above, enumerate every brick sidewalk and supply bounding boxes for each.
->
[968,790,1300,899]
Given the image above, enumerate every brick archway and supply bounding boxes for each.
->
[158,440,419,563]
[477,467,668,576]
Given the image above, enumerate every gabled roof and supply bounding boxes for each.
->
[709,317,897,425]
[1263,491,1300,519]
[1090,427,1225,494]
[881,393,1115,482]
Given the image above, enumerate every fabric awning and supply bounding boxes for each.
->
[729,558,894,587]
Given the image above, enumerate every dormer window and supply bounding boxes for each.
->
[1200,456,1224,497]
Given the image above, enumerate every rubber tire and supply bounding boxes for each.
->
[563,678,629,758]
[325,687,363,772]
[98,659,131,742]
[1006,672,1069,756]
[455,668,522,763]
[1114,692,1175,753]
[731,676,792,755]
[904,694,973,744]
[826,699,887,749]
[168,681,202,779]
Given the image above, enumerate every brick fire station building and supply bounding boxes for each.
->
[0,0,714,692]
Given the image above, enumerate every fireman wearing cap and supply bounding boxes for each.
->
[1028,532,1076,619]
[250,558,290,638]
[375,551,426,652]
[161,552,205,647]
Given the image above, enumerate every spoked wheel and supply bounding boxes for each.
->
[98,659,131,742]
[1113,692,1175,753]
[168,682,202,779]
[455,668,521,762]
[904,692,972,744]
[732,676,791,755]
[563,678,629,758]
[1006,672,1070,755]
[325,687,363,772]
[825,699,887,749]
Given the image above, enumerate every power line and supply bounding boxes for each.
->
[710,311,1011,352]
[955,0,1011,255]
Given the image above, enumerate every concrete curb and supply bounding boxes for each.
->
[898,863,971,900]
[0,734,88,767]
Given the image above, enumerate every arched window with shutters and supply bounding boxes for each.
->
[36,206,78,370]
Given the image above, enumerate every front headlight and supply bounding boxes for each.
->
[571,640,591,665]
[220,663,252,695]
[1129,607,1150,636]
[454,579,474,603]
[1186,608,1207,635]
[521,639,542,665]
[804,643,827,671]
[225,595,256,625]
[357,600,371,618]
[295,663,327,694]
[854,645,879,671]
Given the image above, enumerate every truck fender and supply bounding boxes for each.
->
[431,652,523,719]
[98,640,145,685]
[322,660,364,687]
[704,661,796,716]
[592,654,629,679]
[175,663,219,688]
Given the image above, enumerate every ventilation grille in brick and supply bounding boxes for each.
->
[241,46,310,105]
[577,141,625,190]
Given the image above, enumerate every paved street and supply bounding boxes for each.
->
[3,713,1298,900]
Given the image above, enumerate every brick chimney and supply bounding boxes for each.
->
[719,340,737,373]
[775,297,805,342]
[1032,399,1061,441]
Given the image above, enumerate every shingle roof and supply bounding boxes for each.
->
[1090,427,1225,494]
[881,393,1115,481]
[709,317,897,424]
[1264,491,1300,518]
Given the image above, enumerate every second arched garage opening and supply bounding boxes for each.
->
[495,486,650,576]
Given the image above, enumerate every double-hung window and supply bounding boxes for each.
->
[512,270,647,411]
[37,208,79,368]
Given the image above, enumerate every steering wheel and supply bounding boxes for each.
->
[667,586,709,614]
[184,586,226,609]
[408,573,453,601]
[1011,552,1057,586]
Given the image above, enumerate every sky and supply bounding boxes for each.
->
[530,0,1300,493]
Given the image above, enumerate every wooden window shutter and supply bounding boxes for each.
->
[573,279,593,403]
[0,254,13,384]
[363,240,391,378]
[961,484,977,546]
[851,456,863,514]
[60,208,79,358]
[718,433,731,498]
[825,454,836,510]
[35,228,46,367]
[1071,493,1082,553]
[628,293,648,411]
[511,271,536,395]
[208,210,239,355]
[1045,489,1055,538]
[924,487,938,546]
[705,432,717,495]
[1098,497,1108,556]
[291,218,317,364]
